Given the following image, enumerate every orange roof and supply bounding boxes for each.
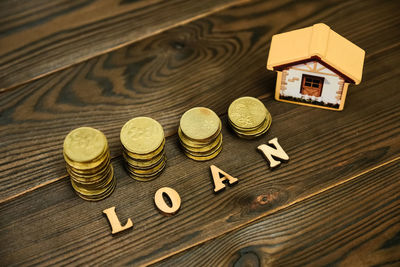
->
[267,23,365,84]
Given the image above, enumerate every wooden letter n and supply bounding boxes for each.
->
[257,137,289,168]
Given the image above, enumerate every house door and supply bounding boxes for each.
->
[300,75,324,97]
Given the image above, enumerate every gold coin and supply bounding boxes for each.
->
[233,114,271,136]
[180,107,221,141]
[71,165,114,196]
[180,133,222,153]
[123,150,165,169]
[123,138,165,160]
[229,112,263,131]
[180,122,222,144]
[228,97,268,130]
[184,145,222,161]
[76,171,112,190]
[64,149,110,172]
[234,120,268,136]
[126,159,166,181]
[63,127,107,163]
[182,135,222,156]
[66,156,110,179]
[123,149,164,166]
[235,115,272,139]
[71,172,113,196]
[126,156,166,175]
[178,124,221,147]
[79,177,116,199]
[76,176,116,201]
[120,117,164,155]
[229,108,270,132]
[68,164,112,185]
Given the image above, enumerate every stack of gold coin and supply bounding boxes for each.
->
[178,107,222,161]
[120,117,166,181]
[228,96,272,139]
[63,127,116,201]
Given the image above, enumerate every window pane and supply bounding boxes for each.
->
[313,79,320,83]
[305,82,311,86]
[306,78,312,82]
[312,83,319,88]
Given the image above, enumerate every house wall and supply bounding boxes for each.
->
[279,61,345,105]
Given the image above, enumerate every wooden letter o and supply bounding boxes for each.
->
[154,187,181,216]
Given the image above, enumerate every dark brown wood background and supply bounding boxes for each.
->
[0,0,399,266]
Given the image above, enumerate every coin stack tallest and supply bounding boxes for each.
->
[63,127,116,201]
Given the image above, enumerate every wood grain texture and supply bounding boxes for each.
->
[1,0,400,265]
[0,46,399,265]
[155,159,400,266]
[0,0,248,91]
[1,0,399,202]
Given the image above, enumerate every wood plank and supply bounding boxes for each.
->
[1,0,398,202]
[0,44,399,265]
[155,159,400,266]
[0,0,248,91]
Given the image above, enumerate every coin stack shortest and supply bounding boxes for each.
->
[228,96,272,139]
[63,127,116,201]
[178,107,223,161]
[120,117,166,181]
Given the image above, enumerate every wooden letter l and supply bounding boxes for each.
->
[103,206,133,234]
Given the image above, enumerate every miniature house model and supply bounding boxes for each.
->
[267,23,365,111]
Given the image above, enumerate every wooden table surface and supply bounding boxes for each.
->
[1,0,399,266]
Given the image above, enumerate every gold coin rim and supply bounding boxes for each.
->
[69,164,113,185]
[63,127,108,163]
[228,108,270,132]
[180,107,221,141]
[235,116,272,139]
[228,97,268,129]
[123,151,165,170]
[120,117,164,155]
[180,134,222,153]
[126,156,166,175]
[71,165,114,195]
[65,149,110,172]
[184,145,222,161]
[124,138,165,160]
[178,125,221,147]
[182,135,222,157]
[126,159,166,178]
[75,177,116,201]
[232,114,272,136]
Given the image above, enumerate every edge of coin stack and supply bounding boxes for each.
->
[120,117,166,181]
[178,107,223,161]
[228,96,272,139]
[63,127,116,201]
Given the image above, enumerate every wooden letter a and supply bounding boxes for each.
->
[257,137,289,168]
[103,206,133,234]
[210,165,238,193]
